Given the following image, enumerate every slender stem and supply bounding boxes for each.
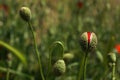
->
[47,49,51,77]
[6,61,11,80]
[83,52,88,80]
[6,68,10,80]
[77,54,85,80]
[47,41,64,79]
[46,49,52,80]
[112,63,115,80]
[0,66,33,79]
[28,22,45,80]
[77,52,88,80]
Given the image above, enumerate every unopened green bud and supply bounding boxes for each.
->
[53,59,66,76]
[79,32,97,52]
[19,7,31,22]
[108,52,116,63]
[96,51,103,63]
[63,53,74,62]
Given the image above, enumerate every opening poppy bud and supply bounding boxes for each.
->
[79,32,97,52]
[108,52,116,63]
[19,7,31,22]
[53,59,66,76]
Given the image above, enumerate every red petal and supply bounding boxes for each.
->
[115,44,120,54]
[87,32,91,44]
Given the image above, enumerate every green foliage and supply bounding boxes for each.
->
[0,40,27,65]
[0,0,120,80]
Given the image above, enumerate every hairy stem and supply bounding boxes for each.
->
[28,22,45,80]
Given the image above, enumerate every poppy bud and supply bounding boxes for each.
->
[108,52,116,63]
[63,53,74,63]
[53,59,66,76]
[96,51,103,63]
[79,32,97,52]
[19,7,31,22]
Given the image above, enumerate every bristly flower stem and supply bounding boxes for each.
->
[28,22,45,80]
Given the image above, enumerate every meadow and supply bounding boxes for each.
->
[0,0,120,80]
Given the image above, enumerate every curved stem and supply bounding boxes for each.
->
[112,63,115,80]
[47,41,64,78]
[28,22,45,80]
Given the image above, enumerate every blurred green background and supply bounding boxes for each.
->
[0,0,120,80]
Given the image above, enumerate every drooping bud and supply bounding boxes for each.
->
[108,52,116,63]
[53,59,66,76]
[79,32,97,52]
[19,7,31,22]
[96,51,103,63]
[63,53,74,63]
